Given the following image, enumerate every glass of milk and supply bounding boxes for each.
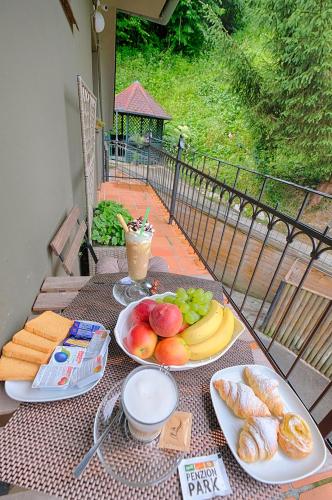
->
[121,365,179,442]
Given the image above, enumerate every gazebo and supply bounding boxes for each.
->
[112,81,171,147]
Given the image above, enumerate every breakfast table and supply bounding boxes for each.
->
[0,272,285,499]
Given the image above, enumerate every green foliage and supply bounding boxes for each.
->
[161,0,222,56]
[92,201,132,246]
[116,0,243,56]
[116,15,152,47]
[219,0,244,33]
[258,0,332,184]
[115,0,331,204]
[116,46,256,167]
[207,0,332,186]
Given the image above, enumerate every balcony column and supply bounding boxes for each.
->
[98,6,116,130]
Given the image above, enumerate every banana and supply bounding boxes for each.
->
[180,300,223,345]
[189,307,235,361]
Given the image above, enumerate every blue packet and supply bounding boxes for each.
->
[68,321,101,340]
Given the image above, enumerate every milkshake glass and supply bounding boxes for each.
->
[125,230,152,282]
[113,216,154,305]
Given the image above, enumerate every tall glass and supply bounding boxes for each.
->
[113,229,153,305]
[125,230,152,282]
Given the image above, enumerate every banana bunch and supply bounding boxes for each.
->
[180,302,235,361]
[180,300,223,345]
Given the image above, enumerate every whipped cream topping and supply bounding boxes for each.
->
[127,216,154,233]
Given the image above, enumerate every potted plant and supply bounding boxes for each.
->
[90,200,132,273]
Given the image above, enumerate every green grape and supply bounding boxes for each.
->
[200,293,210,304]
[185,310,201,325]
[155,298,164,304]
[180,303,190,313]
[204,291,213,302]
[196,304,209,316]
[190,302,201,313]
[176,287,187,297]
[193,289,204,301]
[164,295,175,304]
[174,298,186,308]
[187,288,195,297]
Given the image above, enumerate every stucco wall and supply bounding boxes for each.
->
[0,0,93,345]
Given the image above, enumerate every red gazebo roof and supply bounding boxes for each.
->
[114,81,171,120]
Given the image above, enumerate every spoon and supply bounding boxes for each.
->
[73,404,122,478]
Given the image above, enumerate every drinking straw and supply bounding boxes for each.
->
[116,214,129,233]
[140,207,150,235]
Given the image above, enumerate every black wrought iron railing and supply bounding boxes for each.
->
[105,137,332,446]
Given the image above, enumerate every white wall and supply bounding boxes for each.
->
[0,0,93,344]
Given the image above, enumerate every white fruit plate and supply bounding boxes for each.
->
[114,292,245,371]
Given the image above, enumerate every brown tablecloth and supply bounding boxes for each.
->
[0,273,282,499]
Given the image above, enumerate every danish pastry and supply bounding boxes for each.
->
[278,413,313,459]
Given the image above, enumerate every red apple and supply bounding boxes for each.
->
[126,322,158,359]
[154,337,190,366]
[149,303,183,337]
[178,321,189,333]
[131,299,156,324]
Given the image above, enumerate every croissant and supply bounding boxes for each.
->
[238,417,279,462]
[244,367,285,417]
[213,379,271,418]
[278,413,313,459]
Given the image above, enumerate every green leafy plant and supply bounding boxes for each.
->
[115,0,238,57]
[92,201,132,246]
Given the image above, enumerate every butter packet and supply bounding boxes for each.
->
[159,411,192,452]
[69,321,101,340]
[178,453,232,500]
[62,337,90,349]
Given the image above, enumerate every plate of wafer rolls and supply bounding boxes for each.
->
[210,365,327,484]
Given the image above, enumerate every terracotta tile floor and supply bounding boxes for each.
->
[98,181,332,500]
[98,181,211,277]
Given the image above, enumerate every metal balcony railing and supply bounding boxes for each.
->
[104,137,332,448]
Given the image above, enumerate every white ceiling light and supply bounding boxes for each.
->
[94,10,105,33]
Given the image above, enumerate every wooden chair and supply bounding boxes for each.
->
[32,207,97,313]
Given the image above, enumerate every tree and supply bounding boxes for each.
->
[208,0,332,185]
[259,0,332,184]
[116,1,243,56]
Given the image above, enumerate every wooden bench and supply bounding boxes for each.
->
[32,207,96,313]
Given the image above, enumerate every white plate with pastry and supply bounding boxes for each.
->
[210,364,327,484]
